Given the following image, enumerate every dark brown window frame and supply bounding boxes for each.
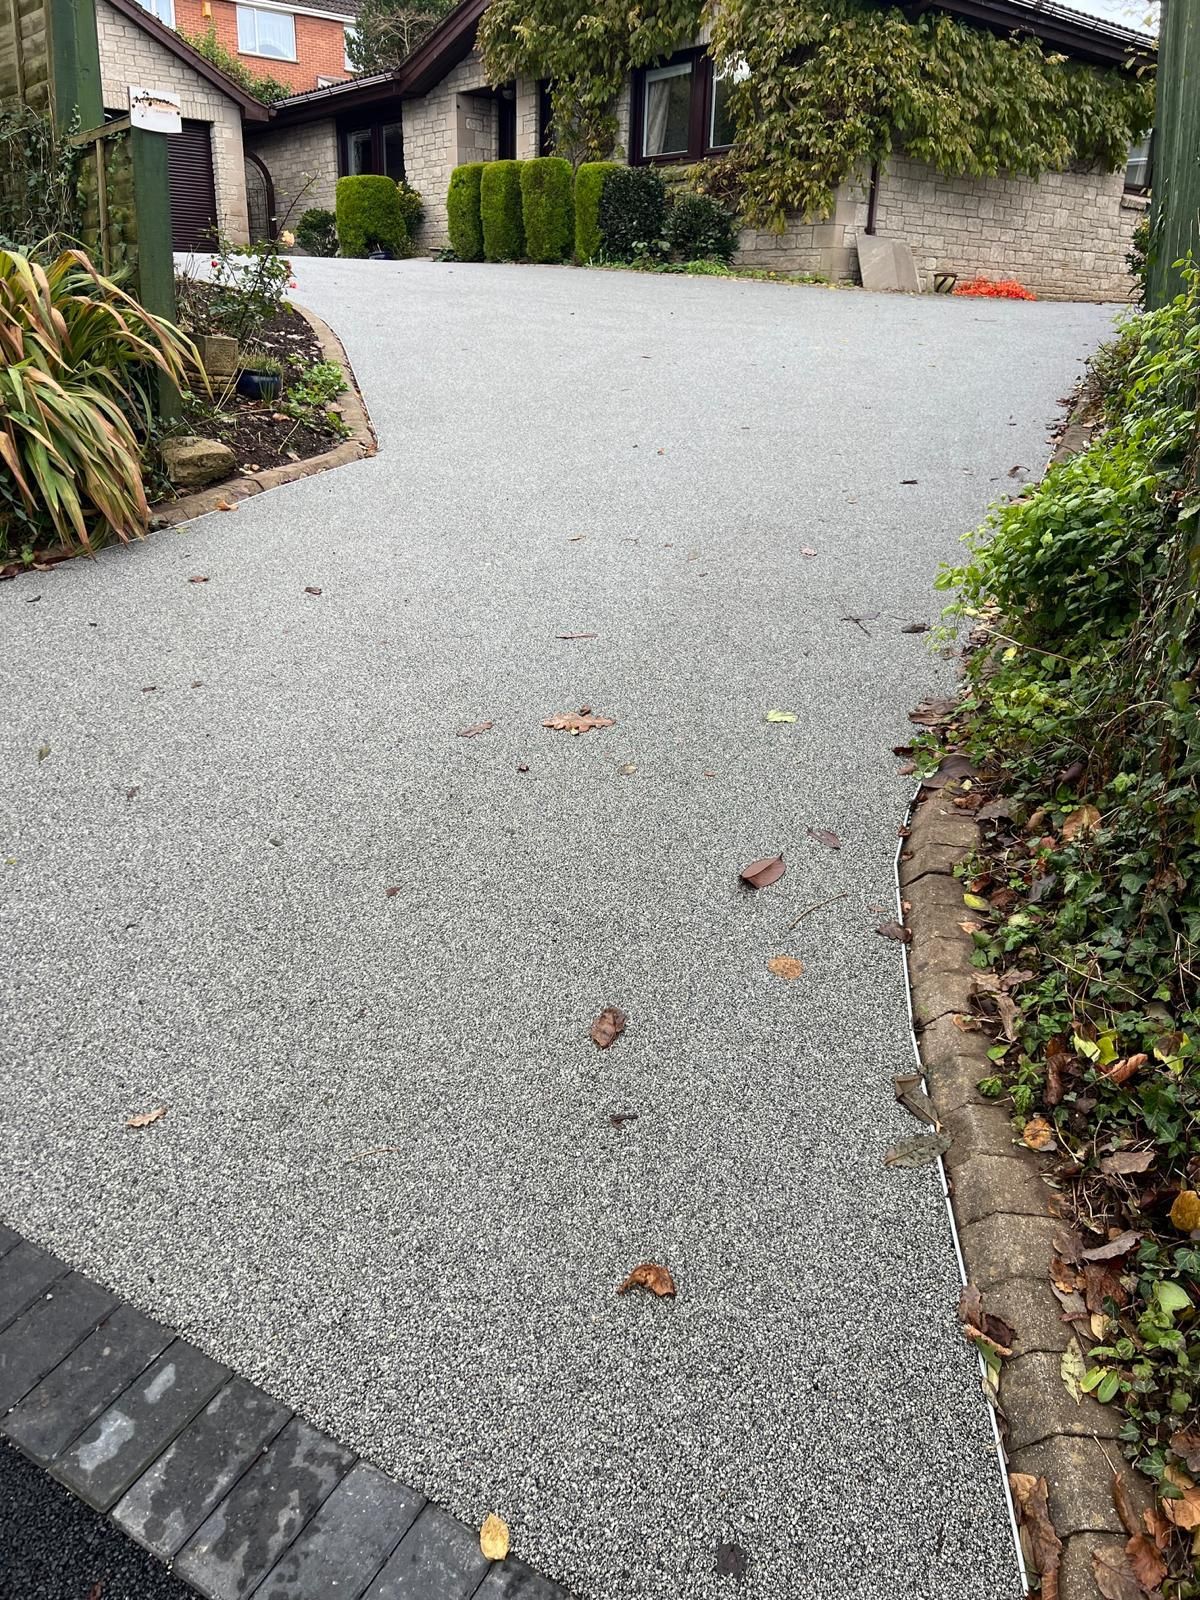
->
[629,48,733,166]
[336,116,405,182]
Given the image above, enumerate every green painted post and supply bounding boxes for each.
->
[131,125,180,418]
[47,0,102,131]
[1148,0,1200,308]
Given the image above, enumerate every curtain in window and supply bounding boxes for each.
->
[643,63,691,157]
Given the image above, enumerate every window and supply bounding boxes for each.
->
[344,24,357,72]
[138,0,175,23]
[632,52,740,164]
[236,5,296,60]
[1125,134,1152,193]
[340,121,404,183]
[347,127,372,174]
[642,60,693,158]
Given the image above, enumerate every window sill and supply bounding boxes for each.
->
[633,146,733,167]
[1120,191,1150,211]
[239,48,298,62]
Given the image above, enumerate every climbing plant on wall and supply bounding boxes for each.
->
[478,0,1155,228]
[477,0,697,164]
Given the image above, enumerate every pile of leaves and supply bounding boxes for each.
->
[478,0,1153,229]
[952,276,1038,301]
[925,266,1200,1590]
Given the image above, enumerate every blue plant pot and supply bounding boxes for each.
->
[236,371,282,402]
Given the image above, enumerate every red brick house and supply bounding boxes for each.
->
[136,0,359,94]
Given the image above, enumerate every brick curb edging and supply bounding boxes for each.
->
[153,301,377,529]
[901,783,1146,1598]
[0,1222,567,1600]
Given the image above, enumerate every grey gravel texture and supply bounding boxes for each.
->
[0,260,1117,1600]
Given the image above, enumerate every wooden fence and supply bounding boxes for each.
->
[1149,0,1200,308]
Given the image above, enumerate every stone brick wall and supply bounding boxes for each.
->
[846,156,1144,302]
[96,0,249,242]
[247,117,338,228]
[403,49,537,252]
[173,0,351,95]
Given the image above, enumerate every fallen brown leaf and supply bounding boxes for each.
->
[187,575,209,584]
[1112,1473,1140,1538]
[567,534,586,542]
[1100,1053,1147,1087]
[215,500,237,512]
[542,712,616,735]
[1009,1472,1063,1581]
[900,622,930,633]
[883,1131,951,1167]
[516,762,530,773]
[1091,1544,1144,1600]
[1062,803,1101,842]
[1124,1534,1166,1592]
[480,1514,509,1560]
[1099,1150,1155,1177]
[457,721,494,738]
[304,585,322,596]
[909,697,958,726]
[617,1262,676,1297]
[876,920,912,944]
[1171,1429,1200,1474]
[609,1112,638,1128]
[740,854,785,889]
[800,546,817,557]
[958,1283,1016,1353]
[766,955,804,980]
[1022,1116,1055,1152]
[1084,1260,1130,1314]
[126,1107,166,1129]
[1142,1504,1173,1548]
[556,632,597,640]
[385,886,401,898]
[806,827,841,850]
[1083,1230,1142,1262]
[1162,1467,1200,1530]
[590,1007,627,1049]
[893,1072,938,1128]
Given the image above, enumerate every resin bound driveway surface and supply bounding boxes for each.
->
[0,261,1115,1600]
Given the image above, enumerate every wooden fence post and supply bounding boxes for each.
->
[1148,0,1200,308]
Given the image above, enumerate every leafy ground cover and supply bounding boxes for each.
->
[919,269,1200,1594]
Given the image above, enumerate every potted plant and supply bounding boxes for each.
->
[235,354,283,402]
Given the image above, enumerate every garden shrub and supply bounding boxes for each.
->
[446,162,485,261]
[520,156,573,264]
[480,160,524,261]
[596,166,666,261]
[295,208,338,257]
[335,175,406,258]
[664,192,739,263]
[573,161,620,263]
[395,180,424,252]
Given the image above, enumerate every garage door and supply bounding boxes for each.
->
[167,119,218,251]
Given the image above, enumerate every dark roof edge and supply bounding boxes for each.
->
[103,0,272,119]
[927,0,1156,64]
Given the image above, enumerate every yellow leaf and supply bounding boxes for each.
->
[1060,1337,1086,1403]
[480,1514,509,1561]
[1022,1116,1055,1151]
[962,893,991,913]
[766,955,804,980]
[764,709,797,723]
[125,1106,166,1129]
[1170,1190,1200,1233]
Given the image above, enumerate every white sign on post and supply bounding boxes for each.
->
[128,86,183,134]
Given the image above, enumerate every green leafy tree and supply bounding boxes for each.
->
[180,27,291,103]
[346,0,454,73]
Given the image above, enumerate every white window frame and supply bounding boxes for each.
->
[236,4,297,61]
[139,0,175,24]
[343,23,357,71]
[1125,133,1152,193]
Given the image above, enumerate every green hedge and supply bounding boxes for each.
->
[480,160,524,261]
[597,166,666,261]
[574,161,620,263]
[335,175,406,258]
[665,192,739,263]
[447,163,485,261]
[521,157,574,264]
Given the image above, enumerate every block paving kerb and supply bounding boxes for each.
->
[0,1223,566,1600]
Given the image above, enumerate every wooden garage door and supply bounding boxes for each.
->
[167,120,218,251]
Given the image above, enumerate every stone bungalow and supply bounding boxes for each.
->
[173,0,1155,299]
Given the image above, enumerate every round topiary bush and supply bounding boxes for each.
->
[520,157,574,264]
[596,166,667,261]
[665,192,740,263]
[573,161,620,263]
[335,175,406,258]
[294,207,338,257]
[447,162,485,262]
[480,160,524,261]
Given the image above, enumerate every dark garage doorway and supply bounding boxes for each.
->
[168,119,218,251]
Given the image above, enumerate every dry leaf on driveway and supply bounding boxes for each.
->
[766,956,804,980]
[126,1107,167,1129]
[1060,1337,1087,1402]
[876,920,912,944]
[187,575,209,584]
[617,1262,676,1297]
[764,709,797,723]
[457,721,494,738]
[542,712,616,735]
[958,1284,1016,1354]
[590,1007,626,1049]
[893,1072,938,1128]
[37,744,50,762]
[739,855,785,889]
[883,1131,951,1167]
[556,632,597,640]
[1091,1544,1144,1600]
[303,586,322,596]
[806,827,840,850]
[480,1514,509,1560]
[1111,1474,1140,1538]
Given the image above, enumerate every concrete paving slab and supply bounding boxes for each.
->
[364,1502,492,1599]
[0,258,1118,1600]
[0,1242,67,1332]
[0,1272,117,1413]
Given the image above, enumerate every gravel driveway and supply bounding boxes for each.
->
[0,261,1115,1600]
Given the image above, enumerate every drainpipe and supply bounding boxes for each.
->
[865,158,880,235]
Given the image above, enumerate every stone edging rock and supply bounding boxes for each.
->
[902,782,1147,1598]
[153,301,376,528]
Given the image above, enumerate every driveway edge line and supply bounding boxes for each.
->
[155,301,377,528]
